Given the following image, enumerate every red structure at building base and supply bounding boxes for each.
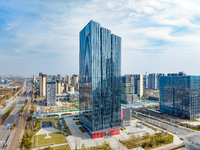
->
[91,129,120,139]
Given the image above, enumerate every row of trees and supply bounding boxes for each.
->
[1,107,14,125]
[120,131,173,149]
[142,132,172,148]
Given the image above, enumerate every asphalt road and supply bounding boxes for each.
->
[0,80,32,149]
[134,112,200,149]
[0,80,27,117]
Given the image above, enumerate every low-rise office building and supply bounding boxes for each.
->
[160,74,200,119]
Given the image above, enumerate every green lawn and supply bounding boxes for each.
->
[33,132,67,148]
[189,127,200,131]
[120,132,173,150]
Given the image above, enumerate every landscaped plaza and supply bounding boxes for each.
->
[19,116,184,150]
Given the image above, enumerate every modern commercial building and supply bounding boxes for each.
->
[42,74,46,96]
[79,20,121,139]
[167,72,186,77]
[64,84,68,93]
[121,75,137,104]
[56,80,61,94]
[160,73,200,119]
[147,73,165,90]
[39,73,46,96]
[122,74,145,99]
[66,74,71,85]
[56,91,79,101]
[39,73,43,96]
[71,74,79,89]
[33,74,36,83]
[68,86,74,92]
[46,75,56,106]
[121,105,131,127]
[148,73,157,90]
[60,83,64,93]
[156,73,165,90]
[75,82,79,91]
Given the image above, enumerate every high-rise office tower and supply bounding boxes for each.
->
[66,74,71,85]
[39,73,47,96]
[0,75,2,83]
[79,20,121,139]
[33,74,36,83]
[42,74,46,96]
[56,80,61,94]
[160,73,200,119]
[156,73,165,90]
[39,73,43,96]
[64,84,68,92]
[46,75,56,106]
[71,74,79,88]
[148,73,157,90]
[123,74,144,98]
[75,82,79,91]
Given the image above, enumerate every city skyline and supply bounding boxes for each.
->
[1,0,200,76]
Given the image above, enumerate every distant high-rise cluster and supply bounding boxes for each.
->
[148,73,165,90]
[37,73,79,106]
[121,74,145,103]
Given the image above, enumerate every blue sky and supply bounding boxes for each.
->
[0,0,200,76]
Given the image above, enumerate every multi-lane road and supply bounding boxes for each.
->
[133,111,200,150]
[0,80,27,118]
[0,80,32,149]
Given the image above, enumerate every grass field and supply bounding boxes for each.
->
[33,132,67,148]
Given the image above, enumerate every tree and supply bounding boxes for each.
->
[130,134,136,146]
[27,116,32,121]
[12,123,16,127]
[30,110,34,114]
[81,144,85,150]
[22,137,31,148]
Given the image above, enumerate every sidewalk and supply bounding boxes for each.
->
[133,118,184,147]
[31,143,69,150]
[152,143,175,150]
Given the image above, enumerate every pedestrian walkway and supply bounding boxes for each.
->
[31,143,69,150]
[152,143,175,150]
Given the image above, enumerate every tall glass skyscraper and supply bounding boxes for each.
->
[160,75,200,119]
[79,20,121,139]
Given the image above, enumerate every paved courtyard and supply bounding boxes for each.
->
[64,117,155,150]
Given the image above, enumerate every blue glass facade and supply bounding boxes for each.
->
[79,20,121,135]
[160,76,200,119]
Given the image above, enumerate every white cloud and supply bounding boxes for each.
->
[0,0,200,75]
